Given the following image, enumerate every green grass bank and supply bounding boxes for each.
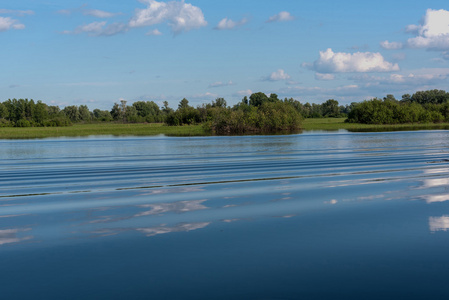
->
[2,119,449,139]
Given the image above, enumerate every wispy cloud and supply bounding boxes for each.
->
[62,21,128,36]
[266,11,294,23]
[315,73,335,81]
[214,17,248,30]
[0,9,34,16]
[146,28,162,36]
[208,81,234,88]
[0,17,25,32]
[380,40,403,50]
[83,9,120,18]
[233,89,252,97]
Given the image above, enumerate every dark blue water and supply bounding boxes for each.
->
[1,131,449,299]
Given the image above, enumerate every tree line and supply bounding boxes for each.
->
[1,89,449,131]
[346,90,449,124]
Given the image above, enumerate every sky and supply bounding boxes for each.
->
[2,0,449,110]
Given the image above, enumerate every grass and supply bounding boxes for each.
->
[2,119,449,139]
[301,118,449,131]
[0,123,206,139]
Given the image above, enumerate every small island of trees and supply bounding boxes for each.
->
[1,89,449,135]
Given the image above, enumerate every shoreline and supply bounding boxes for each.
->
[2,118,449,139]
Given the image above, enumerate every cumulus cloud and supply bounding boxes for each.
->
[380,40,403,50]
[63,21,128,36]
[315,73,335,81]
[266,11,294,23]
[264,69,291,81]
[0,17,25,32]
[209,81,234,88]
[306,48,400,73]
[215,17,248,30]
[407,9,449,50]
[129,0,207,34]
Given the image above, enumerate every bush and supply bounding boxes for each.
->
[15,119,32,127]
[0,118,12,127]
[43,117,72,127]
[204,102,302,134]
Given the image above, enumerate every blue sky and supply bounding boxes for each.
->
[1,0,449,110]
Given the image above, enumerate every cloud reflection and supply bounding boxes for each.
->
[135,199,208,217]
[422,178,449,188]
[136,222,210,237]
[0,228,32,245]
[423,194,449,204]
[429,216,449,232]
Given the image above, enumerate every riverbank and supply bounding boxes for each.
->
[301,118,449,131]
[2,118,449,139]
[0,123,205,139]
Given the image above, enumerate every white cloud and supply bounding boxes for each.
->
[0,9,34,16]
[267,11,294,23]
[380,40,403,50]
[209,81,234,88]
[83,9,118,18]
[0,17,25,32]
[315,73,335,81]
[234,89,252,97]
[350,68,449,87]
[407,9,449,50]
[265,69,291,81]
[215,17,247,30]
[64,21,128,36]
[307,48,400,73]
[146,28,162,35]
[405,24,420,34]
[129,0,207,34]
[191,92,219,100]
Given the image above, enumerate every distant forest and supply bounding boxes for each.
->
[1,89,449,133]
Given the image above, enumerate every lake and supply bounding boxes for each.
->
[1,130,449,299]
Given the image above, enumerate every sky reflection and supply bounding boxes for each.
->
[137,222,211,237]
[0,228,33,246]
[429,216,449,232]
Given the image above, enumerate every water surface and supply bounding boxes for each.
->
[1,131,449,299]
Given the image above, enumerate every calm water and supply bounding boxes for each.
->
[1,131,449,299]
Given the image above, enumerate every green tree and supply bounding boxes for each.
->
[321,99,339,117]
[93,109,113,121]
[212,98,227,108]
[383,94,398,103]
[0,103,8,119]
[178,98,190,110]
[411,90,449,104]
[79,105,92,122]
[33,101,48,125]
[111,103,123,121]
[63,105,80,122]
[249,92,269,107]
